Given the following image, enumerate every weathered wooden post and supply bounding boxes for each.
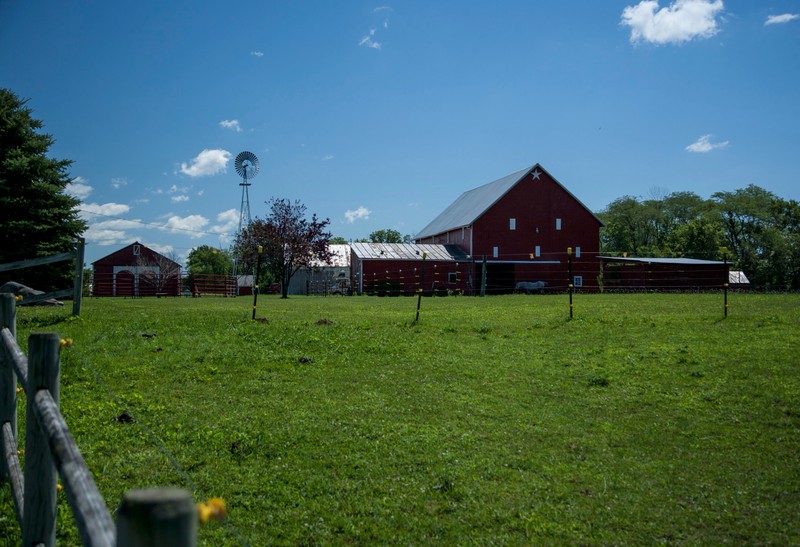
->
[22,332,60,546]
[0,293,17,482]
[117,488,197,547]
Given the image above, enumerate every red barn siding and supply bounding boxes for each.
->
[92,242,181,297]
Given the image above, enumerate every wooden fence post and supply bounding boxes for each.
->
[116,488,197,547]
[22,332,61,547]
[0,293,17,482]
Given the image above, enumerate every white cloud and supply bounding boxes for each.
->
[621,0,724,45]
[686,134,729,153]
[65,179,93,200]
[79,202,131,219]
[83,227,131,245]
[345,206,371,223]
[91,218,143,231]
[209,208,240,244]
[168,184,188,194]
[145,243,175,256]
[163,214,209,238]
[359,28,382,49]
[765,13,799,26]
[111,177,128,189]
[251,51,264,57]
[171,195,190,203]
[179,149,231,177]
[219,119,242,133]
[373,6,392,13]
[322,154,334,161]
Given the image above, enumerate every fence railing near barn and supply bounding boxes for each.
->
[0,239,85,315]
[0,293,197,546]
[188,274,237,297]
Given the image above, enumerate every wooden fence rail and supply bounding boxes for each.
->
[0,238,85,315]
[0,293,197,546]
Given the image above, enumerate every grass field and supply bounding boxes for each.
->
[1,293,799,545]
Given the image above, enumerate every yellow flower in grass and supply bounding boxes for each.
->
[198,497,227,524]
[59,338,73,347]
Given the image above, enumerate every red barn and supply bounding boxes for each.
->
[92,242,182,297]
[415,164,603,293]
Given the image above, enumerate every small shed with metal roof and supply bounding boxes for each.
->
[598,256,729,291]
[351,242,470,295]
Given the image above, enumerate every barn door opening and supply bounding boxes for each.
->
[486,263,515,294]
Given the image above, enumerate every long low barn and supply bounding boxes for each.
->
[598,256,729,291]
[351,242,470,296]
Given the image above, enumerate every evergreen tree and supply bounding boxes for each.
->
[0,89,87,291]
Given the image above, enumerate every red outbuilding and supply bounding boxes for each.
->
[92,242,182,297]
[415,163,603,293]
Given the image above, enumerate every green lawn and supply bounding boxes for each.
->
[1,293,799,544]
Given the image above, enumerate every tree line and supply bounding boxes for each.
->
[599,186,800,290]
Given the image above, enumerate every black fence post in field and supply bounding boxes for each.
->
[567,247,574,320]
[252,245,263,320]
[22,332,60,547]
[722,247,729,318]
[415,252,427,322]
[73,238,85,316]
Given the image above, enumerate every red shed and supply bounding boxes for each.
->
[351,243,470,296]
[92,242,182,297]
[415,164,603,293]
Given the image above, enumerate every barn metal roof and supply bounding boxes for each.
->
[598,256,725,265]
[415,163,603,240]
[309,244,351,268]
[350,242,469,261]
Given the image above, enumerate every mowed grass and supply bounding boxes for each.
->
[1,293,799,544]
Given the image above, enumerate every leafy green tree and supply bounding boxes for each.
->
[0,89,87,291]
[234,198,333,298]
[328,236,348,245]
[187,245,234,277]
[369,229,403,243]
[712,185,779,288]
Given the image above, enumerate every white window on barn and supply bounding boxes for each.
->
[575,246,581,258]
[493,246,499,258]
[535,245,541,258]
[133,245,140,256]
[573,275,583,288]
[509,218,516,230]
[556,218,562,231]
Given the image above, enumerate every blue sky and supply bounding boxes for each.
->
[2,1,798,266]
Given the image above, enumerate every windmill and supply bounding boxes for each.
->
[234,151,260,233]
[233,151,260,282]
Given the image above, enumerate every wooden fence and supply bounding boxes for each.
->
[0,239,86,316]
[0,293,197,546]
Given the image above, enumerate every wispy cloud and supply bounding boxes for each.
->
[163,214,209,238]
[171,194,190,203]
[345,206,371,223]
[179,149,231,177]
[322,154,334,161]
[111,177,128,189]
[79,202,131,219]
[621,0,724,45]
[250,50,264,57]
[359,28,381,50]
[765,13,799,26]
[209,208,240,244]
[686,134,729,153]
[65,177,93,200]
[219,119,242,133]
